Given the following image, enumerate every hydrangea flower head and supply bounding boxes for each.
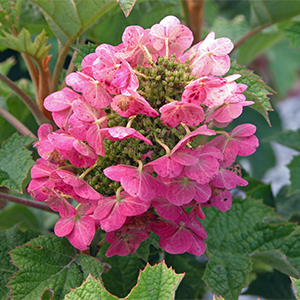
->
[28,16,258,257]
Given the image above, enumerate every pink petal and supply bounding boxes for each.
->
[54,217,75,237]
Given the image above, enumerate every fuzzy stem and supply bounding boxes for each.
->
[20,53,39,92]
[0,73,49,125]
[0,106,36,138]
[0,192,55,213]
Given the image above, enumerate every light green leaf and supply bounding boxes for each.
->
[0,227,39,300]
[30,0,117,44]
[227,60,274,125]
[0,28,50,61]
[0,0,22,32]
[288,155,300,196]
[0,133,35,192]
[118,0,137,17]
[201,198,300,299]
[64,261,184,300]
[8,235,104,300]
[249,0,300,28]
[292,277,300,300]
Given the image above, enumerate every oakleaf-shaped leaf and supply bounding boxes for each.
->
[0,28,50,60]
[227,60,274,125]
[117,0,137,17]
[0,134,35,193]
[201,197,300,299]
[7,235,104,300]
[0,227,39,300]
[30,0,117,44]
[0,0,22,32]
[64,261,184,300]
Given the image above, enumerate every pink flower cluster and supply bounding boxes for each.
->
[28,16,258,257]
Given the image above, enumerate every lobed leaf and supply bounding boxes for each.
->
[8,235,104,300]
[0,28,50,61]
[0,134,35,193]
[64,261,183,300]
[117,0,137,17]
[201,197,300,299]
[0,227,39,300]
[227,60,274,125]
[292,277,300,300]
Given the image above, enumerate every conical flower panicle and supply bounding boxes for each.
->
[28,16,258,255]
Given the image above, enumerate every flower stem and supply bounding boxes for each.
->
[0,192,55,213]
[0,106,37,138]
[0,73,49,125]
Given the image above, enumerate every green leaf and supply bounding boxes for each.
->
[72,43,98,71]
[0,227,39,300]
[237,29,285,65]
[211,15,250,43]
[64,274,117,300]
[227,60,274,125]
[292,277,300,300]
[267,129,300,152]
[64,261,183,300]
[0,204,41,231]
[135,231,159,261]
[276,186,300,220]
[246,270,296,300]
[165,253,208,299]
[0,133,35,193]
[0,0,22,32]
[8,235,104,300]
[288,155,300,196]
[282,21,300,48]
[0,28,50,61]
[101,253,146,298]
[201,197,300,299]
[249,0,300,28]
[30,0,117,44]
[118,0,137,17]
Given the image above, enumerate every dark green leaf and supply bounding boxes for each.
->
[118,0,137,17]
[288,155,300,196]
[276,186,300,220]
[201,197,300,299]
[0,227,39,300]
[249,0,300,28]
[266,129,300,152]
[135,231,159,261]
[0,204,41,230]
[8,235,104,300]
[72,43,98,71]
[100,253,146,298]
[246,269,296,300]
[227,60,274,125]
[0,134,35,192]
